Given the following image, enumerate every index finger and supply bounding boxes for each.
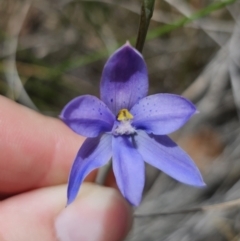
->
[0,96,95,195]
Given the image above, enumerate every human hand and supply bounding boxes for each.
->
[0,96,132,241]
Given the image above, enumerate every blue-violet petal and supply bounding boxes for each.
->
[100,43,148,115]
[67,134,112,205]
[131,94,197,135]
[135,130,205,187]
[112,135,145,206]
[60,95,115,137]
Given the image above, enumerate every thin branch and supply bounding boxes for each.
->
[229,20,240,119]
[135,198,240,218]
[135,0,155,52]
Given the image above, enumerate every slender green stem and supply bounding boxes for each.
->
[135,0,155,52]
[95,161,112,185]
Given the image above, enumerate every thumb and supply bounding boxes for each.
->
[0,183,132,241]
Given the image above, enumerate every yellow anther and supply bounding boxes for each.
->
[117,109,133,121]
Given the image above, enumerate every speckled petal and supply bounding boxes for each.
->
[67,134,112,205]
[100,43,148,115]
[112,135,145,206]
[135,130,205,187]
[60,95,115,137]
[131,94,197,135]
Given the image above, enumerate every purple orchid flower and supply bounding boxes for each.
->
[60,43,205,206]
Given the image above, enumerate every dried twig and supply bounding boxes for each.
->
[229,21,240,118]
[135,198,240,217]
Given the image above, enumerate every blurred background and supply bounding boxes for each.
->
[1,0,240,240]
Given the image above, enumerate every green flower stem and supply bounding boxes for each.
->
[95,160,112,185]
[135,0,155,52]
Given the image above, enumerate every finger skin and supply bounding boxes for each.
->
[0,183,132,241]
[0,96,95,194]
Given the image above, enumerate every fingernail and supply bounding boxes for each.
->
[55,184,132,241]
